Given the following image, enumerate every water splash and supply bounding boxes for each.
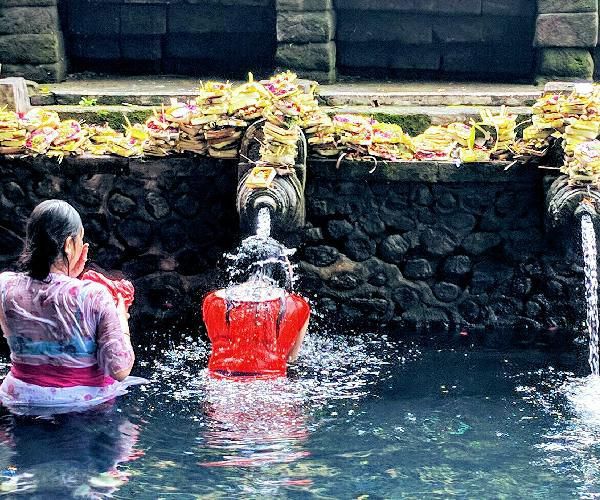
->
[256,207,271,239]
[224,235,297,294]
[581,214,599,376]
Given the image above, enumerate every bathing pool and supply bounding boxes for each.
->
[0,331,597,499]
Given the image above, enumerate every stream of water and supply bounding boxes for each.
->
[581,213,599,376]
[256,207,271,239]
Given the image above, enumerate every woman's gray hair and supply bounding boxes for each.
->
[18,200,83,280]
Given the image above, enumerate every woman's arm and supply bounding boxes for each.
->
[110,294,133,381]
[93,289,135,381]
[287,317,309,363]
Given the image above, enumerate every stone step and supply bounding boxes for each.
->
[317,89,539,108]
[29,77,542,107]
[46,104,532,136]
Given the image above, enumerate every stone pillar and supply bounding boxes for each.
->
[275,0,336,83]
[535,0,598,80]
[0,0,66,82]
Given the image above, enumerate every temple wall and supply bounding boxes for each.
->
[60,0,277,75]
[0,0,598,82]
[334,0,537,78]
[0,156,584,338]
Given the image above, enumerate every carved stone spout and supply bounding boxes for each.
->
[237,119,307,236]
[546,175,600,257]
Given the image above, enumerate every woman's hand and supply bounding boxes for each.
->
[73,243,89,278]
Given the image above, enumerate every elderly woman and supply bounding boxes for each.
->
[0,200,141,413]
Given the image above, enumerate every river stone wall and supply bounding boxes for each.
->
[0,156,584,338]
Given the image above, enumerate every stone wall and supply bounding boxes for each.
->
[335,0,537,78]
[275,0,336,83]
[535,0,598,81]
[300,161,583,333]
[60,0,276,75]
[0,0,65,82]
[0,156,239,329]
[3,1,600,82]
[0,156,585,338]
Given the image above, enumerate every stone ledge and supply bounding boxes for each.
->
[0,155,543,184]
[0,155,237,177]
[309,160,544,183]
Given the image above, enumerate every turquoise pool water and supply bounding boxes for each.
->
[0,332,596,499]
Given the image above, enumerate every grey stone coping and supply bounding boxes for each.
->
[0,155,547,183]
[0,155,235,177]
[309,159,546,183]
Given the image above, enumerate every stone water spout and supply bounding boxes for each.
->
[546,176,600,257]
[236,119,307,237]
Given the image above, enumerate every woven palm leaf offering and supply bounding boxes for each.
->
[560,84,594,118]
[22,109,61,155]
[478,108,517,159]
[412,125,456,161]
[228,73,270,122]
[303,110,339,158]
[20,108,61,132]
[259,102,301,166]
[332,114,373,160]
[83,123,121,156]
[163,100,208,155]
[196,81,232,116]
[257,72,305,167]
[562,139,600,185]
[510,124,554,162]
[46,119,88,160]
[206,117,247,159]
[563,117,600,158]
[532,92,564,131]
[195,81,246,159]
[368,122,414,161]
[0,108,26,154]
[144,109,180,157]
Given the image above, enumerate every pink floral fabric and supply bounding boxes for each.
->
[0,271,138,411]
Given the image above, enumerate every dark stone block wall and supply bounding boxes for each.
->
[335,0,537,78]
[0,0,66,82]
[0,156,586,339]
[59,0,277,75]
